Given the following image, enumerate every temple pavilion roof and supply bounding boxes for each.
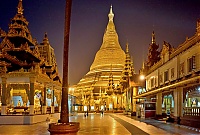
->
[0,0,61,83]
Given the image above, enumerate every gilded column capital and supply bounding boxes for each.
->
[1,76,7,83]
[43,82,48,87]
[29,77,36,83]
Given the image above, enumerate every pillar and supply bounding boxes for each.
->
[132,87,138,113]
[125,90,129,110]
[1,77,7,115]
[156,92,162,116]
[118,95,122,109]
[58,92,61,112]
[116,94,119,109]
[42,83,47,114]
[122,93,125,109]
[29,77,35,115]
[113,95,117,109]
[130,87,133,111]
[174,87,183,123]
[0,83,1,101]
[51,88,55,113]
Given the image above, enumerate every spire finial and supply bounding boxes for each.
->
[108,5,114,22]
[152,31,156,44]
[126,42,129,53]
[142,60,145,69]
[45,32,48,38]
[43,32,49,44]
[17,0,24,15]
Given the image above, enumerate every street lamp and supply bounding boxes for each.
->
[48,0,80,134]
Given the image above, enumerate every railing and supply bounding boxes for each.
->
[183,107,200,116]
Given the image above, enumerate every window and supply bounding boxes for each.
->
[151,78,154,88]
[196,54,200,70]
[164,70,169,82]
[188,56,196,72]
[171,68,174,78]
[145,103,156,110]
[180,62,185,75]
[159,73,163,83]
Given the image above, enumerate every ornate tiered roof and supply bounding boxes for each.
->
[0,0,61,83]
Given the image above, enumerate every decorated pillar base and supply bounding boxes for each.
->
[1,106,7,115]
[42,106,47,114]
[51,106,55,113]
[29,105,34,115]
[48,122,80,135]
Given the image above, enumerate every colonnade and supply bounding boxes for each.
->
[0,76,61,115]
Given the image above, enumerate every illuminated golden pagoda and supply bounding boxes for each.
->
[75,6,125,110]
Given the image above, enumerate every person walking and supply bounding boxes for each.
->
[101,109,104,115]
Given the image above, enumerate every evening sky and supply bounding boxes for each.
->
[0,0,200,85]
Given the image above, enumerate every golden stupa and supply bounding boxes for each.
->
[75,6,125,102]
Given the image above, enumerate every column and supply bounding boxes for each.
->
[116,94,119,110]
[130,87,133,111]
[0,83,1,103]
[1,77,7,115]
[29,77,35,115]
[156,92,162,116]
[113,95,117,109]
[174,87,183,123]
[58,92,61,112]
[42,83,47,114]
[122,93,125,109]
[125,90,129,110]
[132,87,138,115]
[51,88,55,113]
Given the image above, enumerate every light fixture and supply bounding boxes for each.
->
[140,75,145,80]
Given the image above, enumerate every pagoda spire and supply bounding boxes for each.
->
[17,0,24,15]
[142,60,145,69]
[90,5,125,71]
[152,31,156,44]
[146,31,160,67]
[139,60,147,75]
[108,5,114,22]
[6,0,34,47]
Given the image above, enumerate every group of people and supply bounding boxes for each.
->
[84,109,105,117]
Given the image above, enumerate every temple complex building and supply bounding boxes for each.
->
[0,0,62,118]
[136,20,200,128]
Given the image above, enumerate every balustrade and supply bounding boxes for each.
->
[183,107,200,116]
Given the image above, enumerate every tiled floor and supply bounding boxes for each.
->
[0,113,199,135]
[76,114,130,135]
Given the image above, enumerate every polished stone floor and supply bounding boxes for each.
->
[0,113,199,135]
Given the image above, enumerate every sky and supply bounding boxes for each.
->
[0,0,200,85]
